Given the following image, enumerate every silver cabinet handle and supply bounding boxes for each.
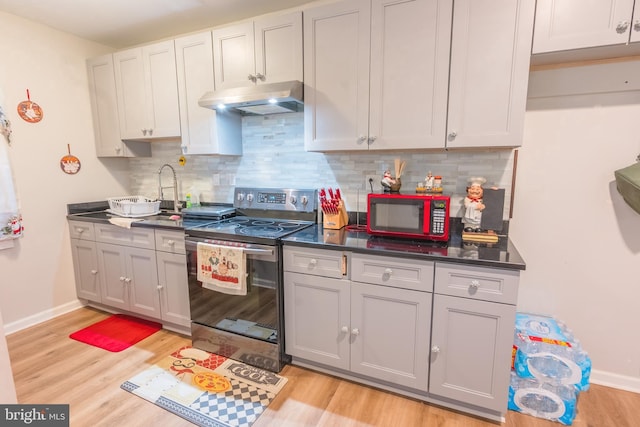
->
[309,258,317,267]
[341,326,349,333]
[115,146,122,153]
[634,20,640,32]
[248,74,257,82]
[357,135,367,143]
[470,279,480,290]
[75,228,84,234]
[617,21,630,33]
[142,129,147,136]
[119,276,126,282]
[167,240,175,246]
[148,128,153,136]
[255,72,265,81]
[124,277,132,284]
[368,136,377,144]
[448,131,457,139]
[431,345,441,353]
[157,285,163,290]
[90,269,98,275]
[351,328,360,336]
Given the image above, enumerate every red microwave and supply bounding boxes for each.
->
[366,193,450,241]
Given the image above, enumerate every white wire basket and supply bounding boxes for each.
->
[107,196,161,217]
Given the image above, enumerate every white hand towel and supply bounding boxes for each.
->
[108,217,143,229]
[0,104,23,248]
[197,242,247,296]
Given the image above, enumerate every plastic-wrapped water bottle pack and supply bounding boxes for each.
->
[508,312,591,425]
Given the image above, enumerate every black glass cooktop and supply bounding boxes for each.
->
[186,216,315,240]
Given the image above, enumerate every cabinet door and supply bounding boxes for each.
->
[304,0,371,152]
[213,22,255,90]
[97,242,129,311]
[368,0,451,150]
[533,0,636,53]
[446,0,535,148]
[175,32,242,156]
[430,294,515,413]
[284,271,350,370]
[113,48,147,140]
[86,55,124,157]
[350,283,431,391]
[125,246,160,318]
[254,12,303,84]
[630,1,640,43]
[70,239,101,302]
[143,41,181,139]
[156,251,190,327]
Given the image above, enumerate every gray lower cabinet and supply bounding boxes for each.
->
[430,263,519,415]
[155,229,190,328]
[97,242,160,318]
[68,221,190,330]
[69,221,101,302]
[283,245,520,420]
[284,247,432,392]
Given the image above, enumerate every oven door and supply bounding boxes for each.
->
[186,236,279,340]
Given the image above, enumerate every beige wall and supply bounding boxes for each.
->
[513,62,640,392]
[0,11,130,329]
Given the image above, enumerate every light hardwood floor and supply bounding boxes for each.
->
[6,307,639,426]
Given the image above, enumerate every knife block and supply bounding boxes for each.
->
[323,201,349,230]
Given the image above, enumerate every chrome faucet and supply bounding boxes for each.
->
[158,164,181,213]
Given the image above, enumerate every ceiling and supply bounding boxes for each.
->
[0,0,318,49]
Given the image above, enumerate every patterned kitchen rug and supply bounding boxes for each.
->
[121,346,288,427]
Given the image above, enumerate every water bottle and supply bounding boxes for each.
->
[508,372,577,425]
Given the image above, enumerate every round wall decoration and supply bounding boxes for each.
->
[60,144,81,174]
[17,89,43,123]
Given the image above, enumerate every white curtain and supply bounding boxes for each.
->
[0,103,22,250]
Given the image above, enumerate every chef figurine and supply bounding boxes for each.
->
[381,170,396,190]
[462,177,487,232]
[425,171,435,191]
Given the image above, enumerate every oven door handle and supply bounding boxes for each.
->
[243,248,274,256]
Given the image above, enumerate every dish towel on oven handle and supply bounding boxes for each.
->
[196,242,247,296]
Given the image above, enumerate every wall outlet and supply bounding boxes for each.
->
[365,174,379,192]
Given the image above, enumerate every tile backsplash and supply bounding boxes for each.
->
[129,112,516,219]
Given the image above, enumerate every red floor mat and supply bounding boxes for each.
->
[69,314,161,352]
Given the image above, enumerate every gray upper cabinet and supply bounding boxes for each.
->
[445,0,535,149]
[174,32,242,156]
[113,40,181,140]
[86,54,150,157]
[303,0,451,151]
[303,0,535,151]
[533,0,640,54]
[213,12,302,90]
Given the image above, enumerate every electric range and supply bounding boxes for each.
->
[184,187,318,372]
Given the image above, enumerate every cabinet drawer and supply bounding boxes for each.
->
[351,254,434,293]
[94,223,155,249]
[434,263,519,304]
[155,229,186,254]
[284,246,347,279]
[68,220,96,241]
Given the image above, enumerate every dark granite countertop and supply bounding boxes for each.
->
[282,220,526,271]
[67,202,525,270]
[66,201,184,231]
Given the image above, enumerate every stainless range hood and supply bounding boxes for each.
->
[198,80,303,115]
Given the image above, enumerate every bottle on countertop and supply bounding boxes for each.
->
[186,193,192,209]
